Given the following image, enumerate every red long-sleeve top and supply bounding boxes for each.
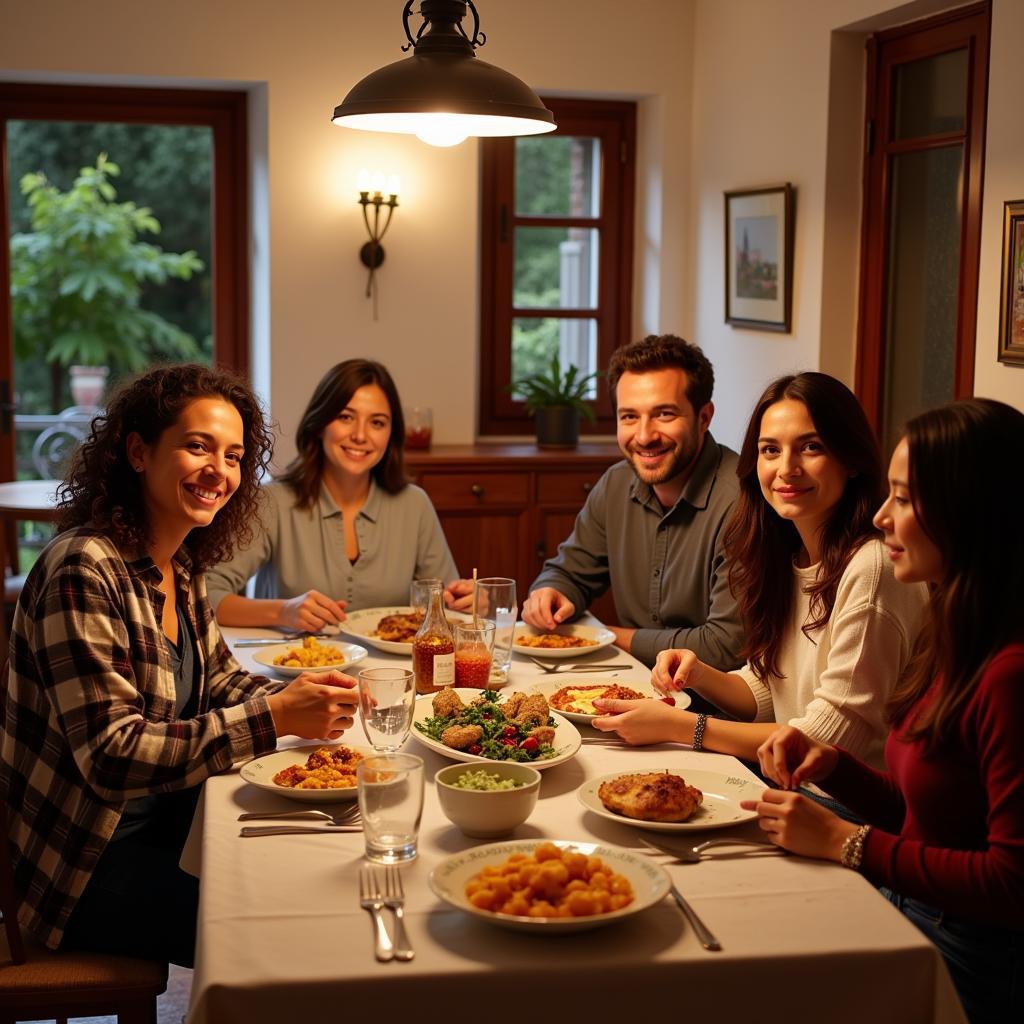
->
[823,642,1024,929]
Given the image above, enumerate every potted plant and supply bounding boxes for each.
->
[511,356,600,448]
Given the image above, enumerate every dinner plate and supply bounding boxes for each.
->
[239,743,373,803]
[428,838,671,933]
[341,606,471,656]
[577,768,763,832]
[522,678,691,725]
[411,688,581,770]
[511,622,616,660]
[251,641,368,677]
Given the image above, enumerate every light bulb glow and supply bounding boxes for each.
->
[357,168,371,192]
[387,175,401,196]
[334,111,555,141]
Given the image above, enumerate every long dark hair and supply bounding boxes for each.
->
[56,363,275,571]
[887,398,1024,750]
[724,372,883,680]
[277,359,407,509]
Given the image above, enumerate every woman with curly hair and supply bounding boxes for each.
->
[207,358,468,632]
[593,372,927,767]
[0,364,359,966]
[743,399,1024,1023]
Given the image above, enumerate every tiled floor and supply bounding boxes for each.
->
[21,965,193,1024]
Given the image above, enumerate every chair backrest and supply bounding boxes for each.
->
[0,798,27,964]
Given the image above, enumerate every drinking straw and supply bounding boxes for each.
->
[472,568,478,629]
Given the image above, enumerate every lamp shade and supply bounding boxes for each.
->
[332,0,556,147]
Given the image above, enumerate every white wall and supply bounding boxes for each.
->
[689,0,1024,449]
[0,0,696,463]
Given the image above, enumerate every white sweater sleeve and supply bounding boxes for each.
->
[737,662,776,722]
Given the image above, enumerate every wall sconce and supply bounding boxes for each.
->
[357,170,400,300]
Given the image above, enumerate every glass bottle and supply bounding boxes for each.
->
[412,583,454,694]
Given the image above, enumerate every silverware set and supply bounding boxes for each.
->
[238,806,362,837]
[360,865,413,962]
[234,633,335,647]
[527,656,632,673]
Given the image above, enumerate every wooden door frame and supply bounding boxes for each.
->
[0,82,249,482]
[854,1,991,432]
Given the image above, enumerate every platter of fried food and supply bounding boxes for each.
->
[412,687,581,770]
[523,679,691,725]
[429,838,670,933]
[251,638,368,676]
[577,768,762,832]
[511,622,615,660]
[239,743,372,802]
[341,606,471,655]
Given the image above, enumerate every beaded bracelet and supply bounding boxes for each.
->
[840,824,872,870]
[691,713,709,752]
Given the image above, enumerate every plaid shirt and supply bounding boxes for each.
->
[1,527,279,949]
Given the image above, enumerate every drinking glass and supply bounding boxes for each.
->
[404,406,433,450]
[358,668,415,752]
[357,753,425,864]
[474,577,518,684]
[409,577,442,616]
[454,621,496,688]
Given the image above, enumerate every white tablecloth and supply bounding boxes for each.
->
[185,627,966,1024]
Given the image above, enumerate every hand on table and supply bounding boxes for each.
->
[444,579,475,612]
[279,591,347,632]
[756,725,839,791]
[266,671,358,740]
[522,587,575,630]
[739,789,857,863]
[591,698,690,746]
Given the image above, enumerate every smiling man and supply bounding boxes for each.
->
[522,335,743,669]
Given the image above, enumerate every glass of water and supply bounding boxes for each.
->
[357,753,425,864]
[409,578,443,616]
[358,668,415,752]
[474,577,518,684]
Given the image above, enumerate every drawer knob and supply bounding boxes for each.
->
[470,483,485,498]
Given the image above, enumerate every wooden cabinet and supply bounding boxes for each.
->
[406,443,621,624]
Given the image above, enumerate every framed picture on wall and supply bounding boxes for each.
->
[725,184,794,332]
[998,199,1024,367]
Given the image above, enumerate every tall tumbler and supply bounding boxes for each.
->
[473,577,517,685]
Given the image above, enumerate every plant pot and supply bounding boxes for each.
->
[535,406,579,448]
[69,365,109,409]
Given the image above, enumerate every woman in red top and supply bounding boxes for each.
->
[742,398,1024,1024]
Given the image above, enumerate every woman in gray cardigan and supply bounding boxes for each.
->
[207,359,464,632]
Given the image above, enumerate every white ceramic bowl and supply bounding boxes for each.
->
[434,762,541,838]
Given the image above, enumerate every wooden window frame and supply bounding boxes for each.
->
[854,2,990,432]
[0,82,249,479]
[478,97,635,437]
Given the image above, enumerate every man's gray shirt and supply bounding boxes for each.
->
[530,432,743,669]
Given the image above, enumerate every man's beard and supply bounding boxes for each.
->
[625,432,699,486]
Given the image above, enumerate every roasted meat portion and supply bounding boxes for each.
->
[441,724,483,750]
[432,687,465,719]
[597,771,703,822]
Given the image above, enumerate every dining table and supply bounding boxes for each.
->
[183,621,966,1024]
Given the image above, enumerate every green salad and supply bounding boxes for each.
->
[415,689,558,763]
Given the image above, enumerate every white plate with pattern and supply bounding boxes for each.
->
[428,838,671,933]
[251,641,368,676]
[511,622,616,660]
[521,678,691,725]
[578,768,763,832]
[239,743,373,803]
[341,606,471,656]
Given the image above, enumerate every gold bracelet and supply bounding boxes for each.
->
[840,824,872,870]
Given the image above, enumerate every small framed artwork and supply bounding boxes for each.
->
[725,183,795,332]
[998,199,1024,367]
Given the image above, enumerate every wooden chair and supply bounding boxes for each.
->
[0,800,167,1024]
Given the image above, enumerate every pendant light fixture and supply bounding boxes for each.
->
[332,0,556,147]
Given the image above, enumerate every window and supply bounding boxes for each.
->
[855,2,990,451]
[479,98,635,436]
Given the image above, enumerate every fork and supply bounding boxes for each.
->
[640,835,780,864]
[238,807,361,825]
[359,867,395,962]
[528,657,632,673]
[382,866,414,961]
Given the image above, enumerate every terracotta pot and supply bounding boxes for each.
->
[535,406,579,448]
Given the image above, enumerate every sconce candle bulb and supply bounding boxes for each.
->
[358,174,399,299]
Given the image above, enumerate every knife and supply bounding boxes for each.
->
[239,825,363,837]
[668,883,722,951]
[235,634,333,647]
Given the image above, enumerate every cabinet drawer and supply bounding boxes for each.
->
[536,471,603,505]
[419,472,529,508]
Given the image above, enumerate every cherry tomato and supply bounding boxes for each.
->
[661,695,676,706]
[467,743,482,755]
[519,736,539,752]
[500,737,517,747]
[502,726,518,739]
[481,713,493,720]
